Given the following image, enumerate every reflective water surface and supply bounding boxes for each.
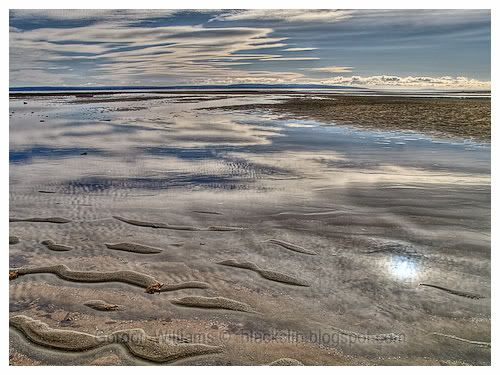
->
[9,93,490,365]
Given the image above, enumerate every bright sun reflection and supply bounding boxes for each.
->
[388,255,420,281]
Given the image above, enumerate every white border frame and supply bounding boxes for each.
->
[1,1,496,372]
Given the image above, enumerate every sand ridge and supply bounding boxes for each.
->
[170,296,255,313]
[330,326,403,342]
[267,239,317,255]
[217,259,310,287]
[10,217,71,224]
[419,283,485,299]
[10,264,210,293]
[84,300,121,311]
[114,215,243,231]
[10,315,222,363]
[41,240,73,252]
[105,242,163,254]
[267,358,304,365]
[429,332,491,348]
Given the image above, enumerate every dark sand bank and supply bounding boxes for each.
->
[211,95,491,141]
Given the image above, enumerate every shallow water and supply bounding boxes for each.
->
[9,93,490,365]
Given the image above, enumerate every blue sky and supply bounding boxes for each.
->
[9,9,491,88]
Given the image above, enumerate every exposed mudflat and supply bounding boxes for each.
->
[213,95,491,141]
[9,92,490,365]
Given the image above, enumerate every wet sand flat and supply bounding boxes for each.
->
[214,94,491,141]
[9,92,490,365]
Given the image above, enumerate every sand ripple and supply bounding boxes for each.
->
[267,358,304,366]
[105,242,163,254]
[84,300,121,311]
[113,215,243,231]
[10,217,71,224]
[331,326,403,342]
[267,239,317,255]
[429,332,490,348]
[41,240,72,252]
[10,264,209,293]
[419,283,485,299]
[171,296,254,313]
[217,260,309,287]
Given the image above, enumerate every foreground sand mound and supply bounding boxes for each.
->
[10,315,222,363]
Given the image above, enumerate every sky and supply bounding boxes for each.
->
[9,9,491,89]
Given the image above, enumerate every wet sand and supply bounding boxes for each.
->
[214,95,490,141]
[9,92,490,365]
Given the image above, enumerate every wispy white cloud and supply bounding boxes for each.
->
[211,10,353,23]
[10,21,311,85]
[308,66,354,73]
[259,57,320,61]
[10,17,318,85]
[9,9,178,22]
[283,47,317,52]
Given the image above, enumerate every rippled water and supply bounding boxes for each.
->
[9,93,490,365]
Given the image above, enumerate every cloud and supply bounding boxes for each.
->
[259,57,320,61]
[211,10,353,23]
[283,47,317,52]
[9,10,490,88]
[10,20,305,85]
[9,9,178,23]
[322,75,491,89]
[308,66,354,73]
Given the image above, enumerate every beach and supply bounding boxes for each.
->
[9,91,491,365]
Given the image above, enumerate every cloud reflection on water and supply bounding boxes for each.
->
[9,94,490,195]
